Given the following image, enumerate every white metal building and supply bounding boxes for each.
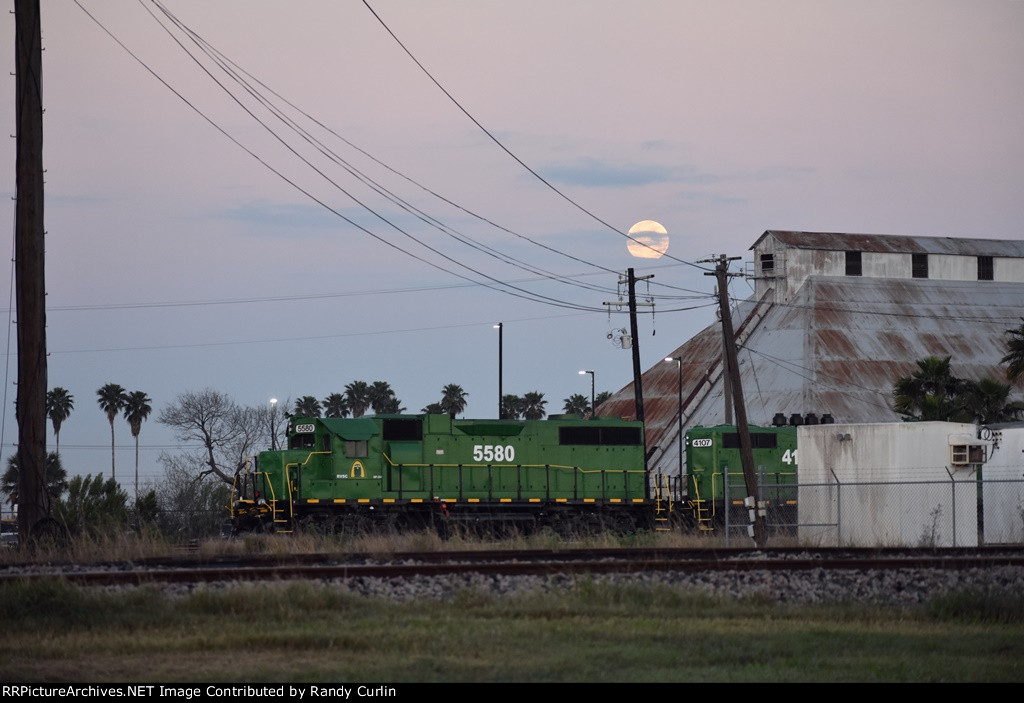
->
[599,231,1024,481]
[978,422,1024,544]
[796,421,988,547]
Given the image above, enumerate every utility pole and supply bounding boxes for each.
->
[703,255,766,548]
[14,0,48,541]
[627,268,649,424]
[604,268,654,424]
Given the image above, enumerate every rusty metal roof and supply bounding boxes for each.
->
[751,230,1024,257]
[597,275,1024,475]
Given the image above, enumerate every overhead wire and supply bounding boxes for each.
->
[729,290,1024,325]
[32,265,711,314]
[147,1,623,300]
[72,0,720,323]
[153,3,629,288]
[132,1,612,313]
[146,0,714,308]
[736,342,901,416]
[361,0,714,274]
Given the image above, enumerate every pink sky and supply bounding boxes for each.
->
[1,0,1022,489]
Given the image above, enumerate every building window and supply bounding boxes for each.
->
[760,253,774,274]
[912,253,928,279]
[978,256,994,281]
[845,251,862,276]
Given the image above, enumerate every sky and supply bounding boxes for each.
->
[1,0,1023,495]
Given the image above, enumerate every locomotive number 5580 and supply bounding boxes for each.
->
[472,444,515,462]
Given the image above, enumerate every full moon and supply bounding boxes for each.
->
[626,220,670,259]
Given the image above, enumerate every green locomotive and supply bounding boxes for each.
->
[231,413,674,535]
[683,424,798,530]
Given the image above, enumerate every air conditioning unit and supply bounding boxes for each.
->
[950,444,986,466]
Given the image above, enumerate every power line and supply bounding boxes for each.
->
[75,1,608,314]
[360,0,712,273]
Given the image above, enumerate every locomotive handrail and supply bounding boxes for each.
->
[229,457,259,510]
[380,454,643,509]
[289,450,332,466]
[229,458,274,517]
[282,464,295,525]
[380,452,645,475]
[274,452,331,530]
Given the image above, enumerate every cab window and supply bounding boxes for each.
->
[289,433,315,449]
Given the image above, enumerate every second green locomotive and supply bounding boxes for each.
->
[683,424,799,529]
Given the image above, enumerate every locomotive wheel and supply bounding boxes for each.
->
[540,511,574,538]
[297,513,332,536]
[606,511,638,536]
[338,513,371,537]
[378,512,410,535]
[572,512,604,537]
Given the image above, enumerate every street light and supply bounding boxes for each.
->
[269,398,278,450]
[579,369,595,418]
[494,323,503,418]
[665,357,683,479]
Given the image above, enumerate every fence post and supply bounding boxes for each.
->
[830,468,842,547]
[723,465,731,547]
[948,468,957,548]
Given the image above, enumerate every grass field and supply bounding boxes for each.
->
[1,532,1022,683]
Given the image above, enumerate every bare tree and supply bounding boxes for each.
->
[154,461,231,540]
[157,389,269,486]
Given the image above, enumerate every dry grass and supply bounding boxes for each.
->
[0,525,739,565]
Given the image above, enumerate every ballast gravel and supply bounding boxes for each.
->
[146,564,1024,606]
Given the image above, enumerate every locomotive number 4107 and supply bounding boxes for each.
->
[472,444,515,462]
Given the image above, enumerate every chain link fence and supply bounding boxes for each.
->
[719,468,1024,547]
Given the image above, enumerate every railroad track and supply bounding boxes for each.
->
[3,546,1022,588]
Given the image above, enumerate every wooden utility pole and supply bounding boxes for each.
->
[604,268,654,423]
[626,268,649,424]
[704,255,765,548]
[14,0,48,539]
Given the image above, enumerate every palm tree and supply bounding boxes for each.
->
[439,384,468,419]
[521,391,547,420]
[321,393,349,418]
[892,356,965,421]
[45,387,74,455]
[96,383,127,481]
[563,393,590,417]
[594,391,613,415]
[122,390,152,501]
[501,394,524,420]
[421,402,444,414]
[961,377,1024,424]
[294,395,322,417]
[3,451,67,512]
[344,381,371,417]
[1003,318,1024,385]
[369,381,401,414]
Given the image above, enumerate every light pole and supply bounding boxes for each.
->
[665,357,683,479]
[494,323,503,418]
[269,398,278,450]
[579,369,595,418]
